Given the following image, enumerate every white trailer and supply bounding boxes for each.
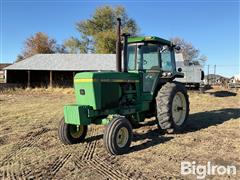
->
[174,53,204,89]
[228,74,240,88]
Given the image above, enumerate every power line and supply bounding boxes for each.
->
[204,65,239,67]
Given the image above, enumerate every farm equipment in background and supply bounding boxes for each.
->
[58,18,190,155]
[174,53,205,90]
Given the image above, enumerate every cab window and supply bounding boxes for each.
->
[127,45,136,70]
[161,47,173,71]
[137,44,160,70]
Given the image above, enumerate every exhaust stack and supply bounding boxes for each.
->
[116,18,122,72]
[122,33,130,73]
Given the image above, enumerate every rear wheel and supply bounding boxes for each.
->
[156,82,189,133]
[103,117,132,155]
[58,118,88,144]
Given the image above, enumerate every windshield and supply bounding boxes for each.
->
[127,43,160,71]
[127,43,174,71]
[138,44,160,70]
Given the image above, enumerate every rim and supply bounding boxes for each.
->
[116,127,129,148]
[69,125,84,138]
[172,92,187,126]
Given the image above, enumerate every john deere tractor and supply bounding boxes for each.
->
[58,18,189,155]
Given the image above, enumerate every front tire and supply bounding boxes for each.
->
[103,117,132,155]
[58,118,88,144]
[156,82,189,132]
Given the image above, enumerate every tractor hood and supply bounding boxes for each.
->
[73,72,140,110]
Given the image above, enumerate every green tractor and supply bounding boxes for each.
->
[58,18,189,155]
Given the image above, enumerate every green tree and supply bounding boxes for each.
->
[63,37,88,53]
[64,6,139,54]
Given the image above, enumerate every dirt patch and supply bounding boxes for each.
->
[0,135,9,146]
[0,89,239,179]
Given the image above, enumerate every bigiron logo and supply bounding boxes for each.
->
[181,161,237,179]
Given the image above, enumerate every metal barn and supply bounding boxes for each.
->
[4,54,116,87]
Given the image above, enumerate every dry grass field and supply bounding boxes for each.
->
[0,87,239,179]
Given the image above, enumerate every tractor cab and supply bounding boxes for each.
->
[125,36,183,94]
[126,36,183,76]
[127,36,176,73]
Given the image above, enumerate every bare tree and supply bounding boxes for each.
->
[16,54,24,62]
[171,37,207,64]
[22,32,57,58]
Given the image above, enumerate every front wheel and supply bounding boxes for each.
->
[103,117,132,155]
[58,118,88,144]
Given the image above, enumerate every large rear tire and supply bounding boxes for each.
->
[103,117,132,155]
[58,118,88,144]
[156,82,189,133]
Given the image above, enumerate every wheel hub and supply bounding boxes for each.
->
[69,125,84,138]
[116,127,129,148]
[177,106,183,111]
[172,92,187,126]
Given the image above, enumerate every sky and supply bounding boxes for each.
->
[0,0,239,77]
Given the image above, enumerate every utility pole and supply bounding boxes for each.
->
[207,65,210,85]
[214,65,216,84]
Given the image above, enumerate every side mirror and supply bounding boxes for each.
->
[174,45,181,51]
[177,68,182,72]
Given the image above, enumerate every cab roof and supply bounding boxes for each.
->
[128,36,172,46]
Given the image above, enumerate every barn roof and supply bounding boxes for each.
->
[5,54,116,71]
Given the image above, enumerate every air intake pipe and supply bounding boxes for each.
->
[122,33,130,73]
